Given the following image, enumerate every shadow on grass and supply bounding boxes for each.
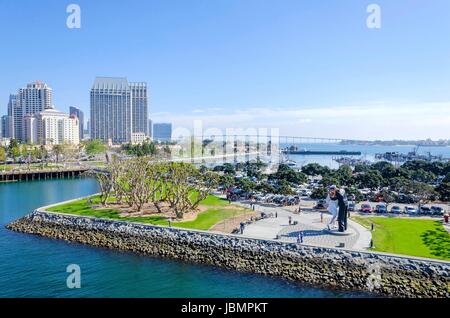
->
[420,221,450,260]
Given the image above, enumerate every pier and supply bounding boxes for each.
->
[0,167,89,182]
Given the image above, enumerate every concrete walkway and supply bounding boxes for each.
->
[235,201,372,250]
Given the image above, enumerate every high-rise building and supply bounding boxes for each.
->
[10,81,53,141]
[8,94,21,140]
[153,123,172,142]
[69,106,84,140]
[0,115,7,138]
[19,81,53,113]
[130,82,148,136]
[148,119,152,138]
[90,77,148,144]
[24,109,80,145]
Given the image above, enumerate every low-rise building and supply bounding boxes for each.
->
[131,132,148,144]
[24,109,80,145]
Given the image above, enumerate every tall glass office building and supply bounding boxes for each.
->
[153,123,172,142]
[90,77,148,144]
[69,106,84,140]
[130,82,148,136]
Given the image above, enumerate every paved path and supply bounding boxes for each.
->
[235,201,372,250]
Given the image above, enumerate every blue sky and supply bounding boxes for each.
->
[1,0,450,139]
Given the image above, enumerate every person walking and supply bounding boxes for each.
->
[239,222,245,234]
[297,232,303,244]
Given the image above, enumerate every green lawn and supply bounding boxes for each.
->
[46,194,247,230]
[353,216,450,261]
[174,208,249,230]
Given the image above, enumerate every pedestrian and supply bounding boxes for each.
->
[288,216,292,225]
[240,222,245,234]
[275,211,278,218]
[297,232,303,244]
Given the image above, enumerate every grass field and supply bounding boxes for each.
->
[353,216,450,261]
[46,194,250,231]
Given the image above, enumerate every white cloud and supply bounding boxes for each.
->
[151,102,450,140]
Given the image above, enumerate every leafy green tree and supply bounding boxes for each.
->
[437,181,450,202]
[84,139,107,156]
[276,179,294,195]
[8,145,20,163]
[236,177,257,193]
[335,165,353,186]
[354,164,371,173]
[222,163,235,175]
[256,182,277,194]
[0,147,6,167]
[354,170,384,190]
[271,164,307,185]
[220,174,235,189]
[377,189,397,209]
[52,144,67,163]
[410,169,437,184]
[371,161,397,179]
[310,186,328,200]
[301,163,330,176]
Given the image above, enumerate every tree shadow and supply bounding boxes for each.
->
[420,222,450,260]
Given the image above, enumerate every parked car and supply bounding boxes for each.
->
[431,206,445,215]
[419,206,432,215]
[360,203,372,213]
[375,204,388,213]
[404,206,418,214]
[390,206,402,214]
[348,203,355,212]
[315,199,326,209]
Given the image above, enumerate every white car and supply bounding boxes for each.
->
[404,206,418,214]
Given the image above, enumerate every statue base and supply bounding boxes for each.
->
[324,228,355,236]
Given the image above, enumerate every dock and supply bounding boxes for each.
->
[0,167,89,182]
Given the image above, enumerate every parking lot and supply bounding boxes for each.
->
[226,186,448,217]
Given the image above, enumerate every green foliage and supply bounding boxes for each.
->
[436,181,450,201]
[122,140,156,157]
[301,163,330,176]
[0,147,6,162]
[219,174,235,189]
[47,193,248,231]
[222,163,235,175]
[276,179,294,195]
[271,164,307,185]
[84,139,107,156]
[335,165,353,186]
[236,177,257,193]
[354,170,384,190]
[310,186,328,200]
[354,217,450,260]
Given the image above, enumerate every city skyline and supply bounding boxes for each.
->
[1,1,450,140]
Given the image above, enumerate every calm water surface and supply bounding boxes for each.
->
[0,178,371,298]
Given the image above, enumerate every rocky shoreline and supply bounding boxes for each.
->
[7,210,450,298]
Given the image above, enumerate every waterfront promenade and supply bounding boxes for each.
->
[235,201,372,250]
